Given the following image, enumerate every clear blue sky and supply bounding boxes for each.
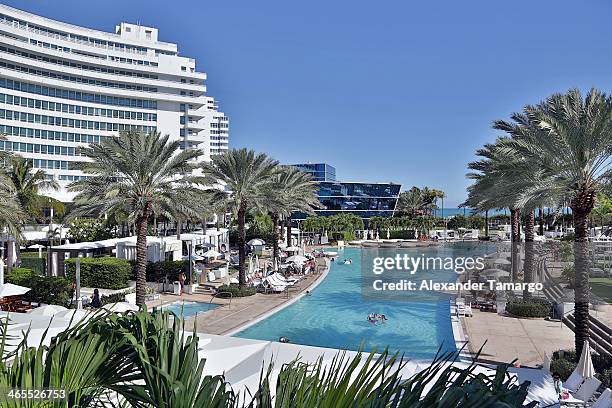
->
[7,0,612,206]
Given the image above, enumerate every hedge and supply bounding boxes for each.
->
[550,358,577,381]
[506,299,551,318]
[6,267,36,286]
[216,284,256,298]
[65,257,132,290]
[20,257,46,275]
[143,260,189,283]
[7,268,72,306]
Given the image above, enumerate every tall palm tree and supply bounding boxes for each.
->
[69,130,205,305]
[201,148,279,287]
[0,172,25,273]
[493,88,612,356]
[265,166,320,268]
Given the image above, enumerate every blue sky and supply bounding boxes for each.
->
[7,0,612,206]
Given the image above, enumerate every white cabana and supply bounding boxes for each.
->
[286,255,308,264]
[0,283,31,297]
[29,304,68,317]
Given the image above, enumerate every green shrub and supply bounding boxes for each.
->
[6,267,35,286]
[144,260,189,283]
[100,288,135,305]
[20,256,46,275]
[599,369,612,389]
[389,230,417,239]
[65,257,132,289]
[216,284,256,298]
[550,358,577,381]
[506,299,551,318]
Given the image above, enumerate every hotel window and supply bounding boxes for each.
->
[145,30,152,39]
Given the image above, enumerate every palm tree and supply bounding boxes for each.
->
[265,166,319,269]
[0,172,25,273]
[201,148,279,287]
[493,88,612,356]
[69,130,205,305]
[4,156,63,222]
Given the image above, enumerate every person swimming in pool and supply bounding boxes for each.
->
[343,258,352,265]
[279,336,290,343]
[367,313,377,324]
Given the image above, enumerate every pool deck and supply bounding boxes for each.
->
[461,309,574,367]
[146,258,331,335]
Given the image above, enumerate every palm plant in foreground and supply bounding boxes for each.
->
[201,148,279,287]
[69,130,205,305]
[493,88,612,356]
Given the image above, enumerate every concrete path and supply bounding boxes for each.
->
[462,309,574,367]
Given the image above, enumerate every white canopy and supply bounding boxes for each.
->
[202,249,222,258]
[27,244,46,249]
[29,304,68,317]
[0,283,31,297]
[574,341,595,379]
[286,255,308,264]
[247,239,265,246]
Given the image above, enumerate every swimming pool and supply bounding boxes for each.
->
[162,301,220,319]
[235,244,494,359]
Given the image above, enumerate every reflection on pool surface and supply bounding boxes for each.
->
[235,244,493,359]
[162,301,219,319]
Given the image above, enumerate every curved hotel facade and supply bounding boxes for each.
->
[0,5,229,201]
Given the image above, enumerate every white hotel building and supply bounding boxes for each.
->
[0,5,229,201]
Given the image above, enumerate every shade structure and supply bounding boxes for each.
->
[247,238,265,246]
[27,244,45,249]
[574,340,595,379]
[182,254,204,261]
[0,283,31,297]
[29,304,68,317]
[286,255,308,264]
[53,308,93,322]
[284,246,301,252]
[104,302,139,313]
[202,249,222,258]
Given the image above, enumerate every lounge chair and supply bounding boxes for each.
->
[268,273,296,287]
[591,388,611,408]
[562,377,602,406]
[457,304,473,317]
[261,278,286,293]
[564,371,585,393]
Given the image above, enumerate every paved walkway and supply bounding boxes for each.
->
[146,261,329,335]
[462,309,574,367]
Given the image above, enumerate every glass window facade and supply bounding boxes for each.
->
[291,163,336,182]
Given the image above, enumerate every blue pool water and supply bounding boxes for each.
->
[162,301,219,318]
[235,244,494,359]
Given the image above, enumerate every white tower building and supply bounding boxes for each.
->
[0,5,229,201]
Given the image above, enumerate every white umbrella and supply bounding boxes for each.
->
[0,283,30,297]
[53,309,92,322]
[182,254,204,261]
[104,302,139,313]
[202,249,222,258]
[574,341,595,379]
[229,277,239,284]
[29,304,67,317]
[28,244,45,249]
[286,255,308,264]
[247,239,265,246]
[285,246,301,252]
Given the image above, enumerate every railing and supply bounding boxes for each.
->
[209,291,232,310]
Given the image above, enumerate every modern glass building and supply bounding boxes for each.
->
[0,4,229,202]
[291,163,401,219]
[291,162,336,182]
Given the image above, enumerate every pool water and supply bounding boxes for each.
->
[235,244,494,359]
[162,301,219,318]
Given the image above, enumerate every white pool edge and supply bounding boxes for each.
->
[224,257,332,336]
[450,302,472,362]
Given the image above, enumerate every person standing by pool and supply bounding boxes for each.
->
[91,288,102,308]
[178,272,186,295]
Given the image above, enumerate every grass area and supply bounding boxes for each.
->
[590,277,612,304]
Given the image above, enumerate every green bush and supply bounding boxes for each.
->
[100,289,135,305]
[550,358,577,381]
[216,284,256,298]
[506,299,551,318]
[65,257,132,289]
[20,256,46,275]
[6,267,35,286]
[599,368,612,389]
[144,260,189,283]
[389,230,417,239]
